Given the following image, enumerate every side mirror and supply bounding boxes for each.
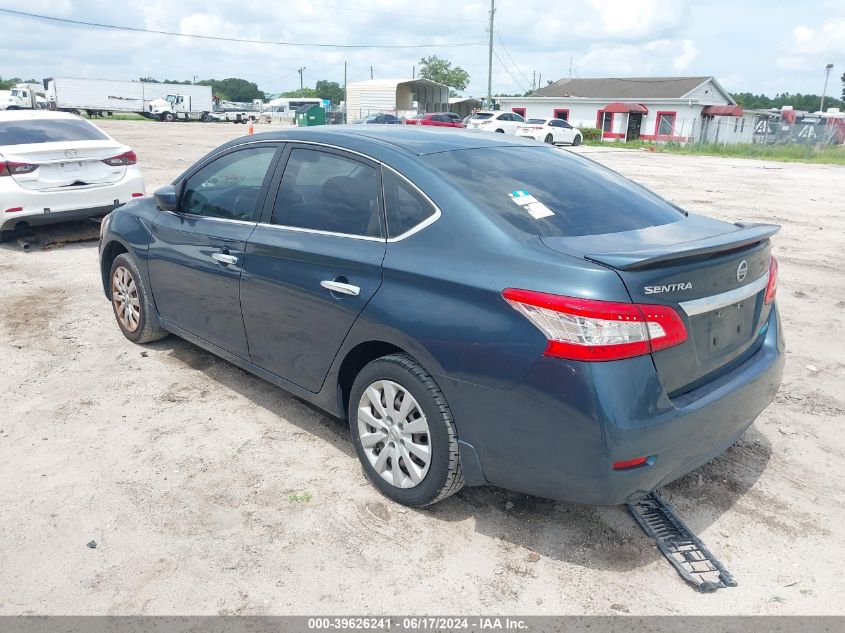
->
[154,184,179,212]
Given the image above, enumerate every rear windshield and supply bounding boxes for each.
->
[0,118,109,145]
[470,113,493,120]
[526,119,547,124]
[423,146,684,237]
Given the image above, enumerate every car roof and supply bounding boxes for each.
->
[0,110,83,123]
[230,125,538,157]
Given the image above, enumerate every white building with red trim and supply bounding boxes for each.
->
[497,76,756,144]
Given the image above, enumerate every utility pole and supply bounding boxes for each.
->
[297,67,306,91]
[344,61,347,123]
[821,63,834,112]
[532,70,536,92]
[538,72,541,88]
[487,0,495,108]
[192,75,197,85]
[370,66,374,80]
[412,65,415,79]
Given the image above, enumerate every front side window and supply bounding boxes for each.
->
[383,169,436,238]
[270,148,382,237]
[179,147,276,221]
[512,113,525,122]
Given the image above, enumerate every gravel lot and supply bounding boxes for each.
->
[1,120,843,615]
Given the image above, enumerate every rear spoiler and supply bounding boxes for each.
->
[585,223,780,271]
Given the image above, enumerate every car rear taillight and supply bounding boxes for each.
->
[102,150,137,166]
[0,161,38,177]
[764,256,778,304]
[502,289,688,361]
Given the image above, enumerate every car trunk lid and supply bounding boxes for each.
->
[1,140,130,191]
[541,218,779,395]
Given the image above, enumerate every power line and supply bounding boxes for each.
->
[0,9,485,49]
[495,30,533,91]
[272,0,486,23]
[492,48,529,94]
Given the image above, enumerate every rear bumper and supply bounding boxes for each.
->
[440,307,785,505]
[1,171,145,231]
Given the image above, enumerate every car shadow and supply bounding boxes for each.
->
[0,220,102,252]
[152,335,772,573]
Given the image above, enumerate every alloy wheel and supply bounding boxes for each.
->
[357,380,432,489]
[112,266,140,332]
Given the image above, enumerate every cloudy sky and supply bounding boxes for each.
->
[1,0,843,98]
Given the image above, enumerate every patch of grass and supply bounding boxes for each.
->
[769,595,786,603]
[79,113,152,121]
[800,589,815,596]
[584,138,845,165]
[288,491,312,503]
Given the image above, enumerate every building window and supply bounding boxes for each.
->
[512,107,526,119]
[734,118,739,133]
[740,119,745,133]
[553,109,569,121]
[656,112,676,136]
[602,112,613,132]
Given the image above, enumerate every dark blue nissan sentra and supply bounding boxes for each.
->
[99,126,784,507]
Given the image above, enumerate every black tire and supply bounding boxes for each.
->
[572,134,582,146]
[0,230,16,243]
[495,128,505,133]
[349,354,463,507]
[163,112,176,122]
[544,133,554,144]
[109,253,168,344]
[201,113,212,122]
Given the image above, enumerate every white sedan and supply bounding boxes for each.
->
[0,110,145,238]
[516,118,583,145]
[465,110,525,134]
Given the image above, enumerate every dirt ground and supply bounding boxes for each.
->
[1,120,843,616]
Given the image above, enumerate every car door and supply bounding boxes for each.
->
[147,143,281,358]
[556,119,576,143]
[240,144,386,392]
[501,112,522,134]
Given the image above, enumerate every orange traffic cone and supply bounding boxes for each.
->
[248,122,254,135]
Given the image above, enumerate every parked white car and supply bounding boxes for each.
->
[465,110,525,134]
[516,118,583,145]
[0,111,145,237]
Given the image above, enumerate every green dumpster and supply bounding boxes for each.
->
[295,104,326,127]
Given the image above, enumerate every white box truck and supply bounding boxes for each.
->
[43,77,214,121]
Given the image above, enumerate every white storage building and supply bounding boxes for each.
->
[345,79,450,121]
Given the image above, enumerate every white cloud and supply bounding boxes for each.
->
[0,0,838,98]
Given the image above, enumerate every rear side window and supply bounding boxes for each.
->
[423,147,684,237]
[271,148,382,237]
[383,169,436,238]
[526,119,546,124]
[0,118,109,145]
[471,113,493,120]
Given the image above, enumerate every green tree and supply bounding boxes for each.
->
[732,91,844,112]
[418,55,470,97]
[315,80,344,104]
[280,87,318,98]
[0,77,37,90]
[197,78,265,102]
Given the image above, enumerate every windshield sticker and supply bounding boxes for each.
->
[509,190,555,219]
